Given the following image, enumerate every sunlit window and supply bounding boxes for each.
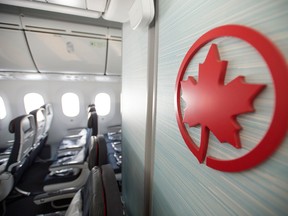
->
[95,93,110,116]
[0,96,7,119]
[24,93,45,114]
[62,92,80,117]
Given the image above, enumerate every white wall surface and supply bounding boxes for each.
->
[152,0,288,215]
[0,79,121,150]
[121,0,288,215]
[121,21,150,216]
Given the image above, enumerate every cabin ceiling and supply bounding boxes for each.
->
[0,0,154,81]
[0,0,134,25]
[0,1,126,81]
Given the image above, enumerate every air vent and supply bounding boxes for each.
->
[0,13,22,30]
[0,22,21,29]
[71,30,107,38]
[25,25,66,33]
[21,16,108,38]
[109,35,122,40]
[108,28,121,41]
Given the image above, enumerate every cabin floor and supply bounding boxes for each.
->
[1,160,67,216]
[0,134,122,216]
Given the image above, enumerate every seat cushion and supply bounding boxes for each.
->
[65,190,82,216]
[81,166,105,216]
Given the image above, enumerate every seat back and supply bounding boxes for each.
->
[87,111,98,136]
[30,107,46,147]
[29,108,47,164]
[65,165,122,216]
[87,104,95,113]
[0,114,35,201]
[42,103,53,137]
[101,164,123,216]
[88,135,108,170]
[81,166,105,216]
[6,114,36,181]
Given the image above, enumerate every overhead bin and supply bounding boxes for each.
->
[21,16,108,38]
[0,11,122,76]
[46,0,86,9]
[0,0,102,18]
[106,28,122,76]
[86,0,107,12]
[26,31,107,74]
[106,40,121,75]
[0,29,37,73]
[0,12,37,73]
[20,0,108,13]
[22,16,110,75]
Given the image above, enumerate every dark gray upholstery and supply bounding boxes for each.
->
[43,132,109,192]
[29,108,46,165]
[6,114,36,181]
[41,103,53,137]
[77,165,122,216]
[101,164,122,216]
[87,111,98,136]
[34,165,122,216]
[88,135,108,170]
[81,166,105,216]
[0,114,36,201]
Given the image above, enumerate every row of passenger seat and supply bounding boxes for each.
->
[1,103,122,215]
[106,125,122,176]
[0,104,53,201]
[34,103,121,215]
[42,104,100,192]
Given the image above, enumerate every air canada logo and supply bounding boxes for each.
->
[175,25,288,172]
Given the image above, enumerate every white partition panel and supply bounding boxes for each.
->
[0,29,37,72]
[26,31,107,74]
[86,0,107,12]
[106,40,122,75]
[152,1,288,216]
[47,0,86,9]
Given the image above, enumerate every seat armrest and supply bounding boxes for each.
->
[0,153,10,158]
[56,149,81,158]
[64,134,83,139]
[0,171,11,180]
[49,162,87,172]
[34,188,78,205]
[7,161,21,172]
[59,140,85,150]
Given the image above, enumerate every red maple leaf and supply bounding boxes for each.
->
[181,44,265,161]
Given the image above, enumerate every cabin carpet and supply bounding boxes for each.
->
[16,161,52,193]
[4,161,68,216]
[4,196,39,216]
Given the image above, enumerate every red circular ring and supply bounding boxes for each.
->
[175,24,288,172]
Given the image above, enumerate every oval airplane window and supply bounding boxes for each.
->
[62,92,80,117]
[95,93,111,116]
[0,96,7,119]
[24,93,45,114]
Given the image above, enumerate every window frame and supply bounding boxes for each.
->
[95,92,111,116]
[61,92,80,117]
[0,96,7,120]
[24,92,45,114]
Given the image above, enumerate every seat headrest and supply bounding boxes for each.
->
[87,111,97,128]
[8,115,29,133]
[9,119,16,133]
[88,135,108,170]
[88,106,96,113]
[87,111,98,136]
[101,164,123,215]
